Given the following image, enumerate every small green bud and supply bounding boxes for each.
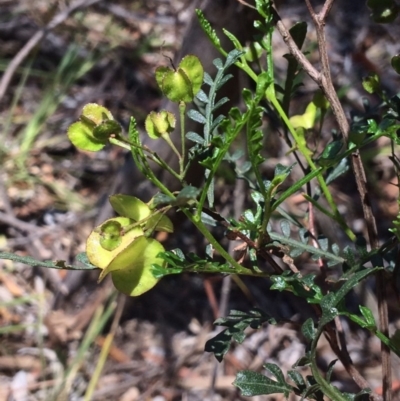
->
[145,110,176,139]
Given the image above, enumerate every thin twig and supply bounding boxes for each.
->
[324,323,383,401]
[235,0,256,10]
[314,3,392,393]
[273,17,320,83]
[319,0,336,21]
[0,0,103,102]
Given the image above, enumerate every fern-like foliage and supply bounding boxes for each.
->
[186,49,244,207]
[187,49,243,145]
[0,251,96,271]
[152,248,231,278]
[268,220,344,267]
[205,308,276,362]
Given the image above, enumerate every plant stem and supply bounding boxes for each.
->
[179,101,186,176]
[186,212,266,276]
[310,328,351,401]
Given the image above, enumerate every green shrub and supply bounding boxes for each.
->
[3,1,400,399]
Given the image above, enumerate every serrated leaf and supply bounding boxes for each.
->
[204,329,231,362]
[232,331,246,343]
[206,309,275,362]
[157,249,186,267]
[269,231,344,266]
[263,363,286,385]
[320,307,339,325]
[233,370,291,397]
[301,318,315,341]
[287,370,306,389]
[293,355,311,368]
